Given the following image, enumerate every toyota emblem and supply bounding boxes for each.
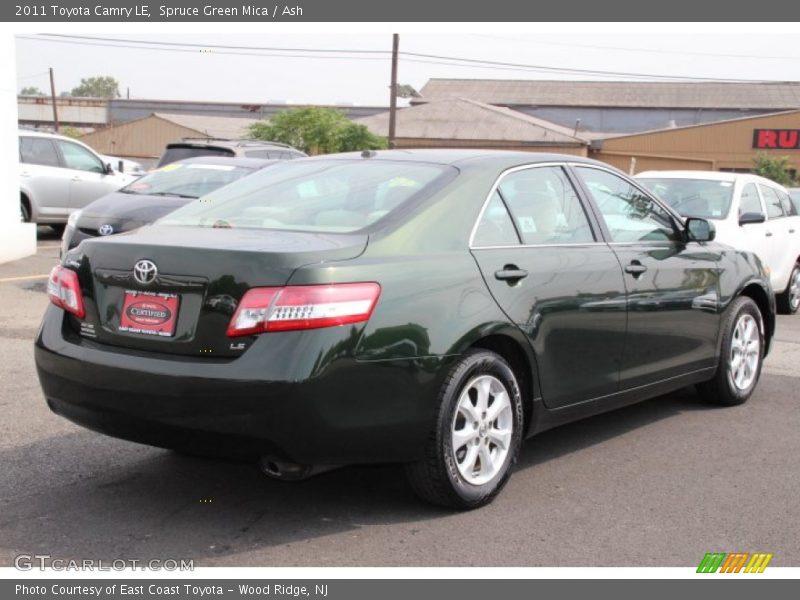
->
[98,224,114,236]
[133,260,158,285]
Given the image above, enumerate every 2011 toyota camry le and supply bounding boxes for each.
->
[35,150,775,509]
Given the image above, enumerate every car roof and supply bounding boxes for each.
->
[18,128,87,144]
[635,170,788,189]
[294,148,614,170]
[170,156,278,169]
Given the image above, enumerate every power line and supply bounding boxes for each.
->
[474,34,800,61]
[18,33,778,83]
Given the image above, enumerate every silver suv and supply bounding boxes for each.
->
[19,129,136,229]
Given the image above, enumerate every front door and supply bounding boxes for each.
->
[471,164,628,408]
[56,139,114,211]
[573,165,721,389]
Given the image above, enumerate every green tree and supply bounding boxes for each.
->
[752,152,797,186]
[20,86,44,96]
[248,107,387,155]
[70,76,120,98]
[59,126,82,139]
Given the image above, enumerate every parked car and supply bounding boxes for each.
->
[18,129,137,230]
[36,151,775,509]
[61,157,278,255]
[156,138,306,168]
[637,171,800,315]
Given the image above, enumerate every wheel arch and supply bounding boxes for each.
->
[738,281,775,355]
[468,332,539,436]
[20,190,33,221]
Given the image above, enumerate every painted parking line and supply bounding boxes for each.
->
[0,274,50,283]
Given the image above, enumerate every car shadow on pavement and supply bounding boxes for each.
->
[0,385,716,566]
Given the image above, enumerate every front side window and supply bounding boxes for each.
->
[739,183,764,216]
[472,191,520,247]
[160,160,453,233]
[759,185,786,219]
[58,141,104,173]
[496,166,594,245]
[577,167,678,243]
[19,137,60,167]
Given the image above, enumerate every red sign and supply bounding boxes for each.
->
[119,290,180,337]
[753,129,800,150]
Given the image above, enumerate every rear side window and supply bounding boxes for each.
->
[739,183,763,215]
[19,137,60,167]
[759,185,786,219]
[160,160,453,233]
[496,166,594,245]
[472,191,520,247]
[157,146,235,167]
[576,167,678,243]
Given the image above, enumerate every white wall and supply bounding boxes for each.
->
[0,33,36,264]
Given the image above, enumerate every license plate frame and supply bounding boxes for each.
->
[119,290,180,337]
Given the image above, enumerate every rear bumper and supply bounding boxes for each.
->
[35,306,452,465]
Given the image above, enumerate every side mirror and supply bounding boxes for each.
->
[739,211,766,225]
[686,217,716,242]
[117,160,124,173]
[104,162,113,175]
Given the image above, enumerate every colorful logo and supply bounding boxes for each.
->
[697,552,773,573]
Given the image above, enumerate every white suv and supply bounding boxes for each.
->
[636,171,800,315]
[18,129,136,229]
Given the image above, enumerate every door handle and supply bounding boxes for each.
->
[20,171,30,177]
[494,265,528,282]
[71,176,82,182]
[765,232,773,237]
[624,261,648,277]
[790,229,796,234]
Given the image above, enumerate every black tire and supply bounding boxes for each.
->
[776,263,800,315]
[20,200,30,223]
[697,296,764,406]
[50,224,66,236]
[405,349,524,509]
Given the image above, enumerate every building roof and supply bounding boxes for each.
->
[153,113,260,139]
[419,79,800,110]
[355,98,588,144]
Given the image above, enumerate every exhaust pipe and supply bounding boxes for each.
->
[258,456,340,481]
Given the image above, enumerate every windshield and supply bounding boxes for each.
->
[637,178,735,219]
[158,160,452,233]
[122,162,254,198]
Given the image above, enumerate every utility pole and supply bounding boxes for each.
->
[48,67,59,133]
[388,33,399,149]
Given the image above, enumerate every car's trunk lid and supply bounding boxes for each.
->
[68,225,367,357]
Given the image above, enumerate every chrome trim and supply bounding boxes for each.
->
[468,162,590,249]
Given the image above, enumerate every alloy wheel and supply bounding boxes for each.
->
[728,313,760,391]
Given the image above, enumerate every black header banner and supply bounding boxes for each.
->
[5,0,800,21]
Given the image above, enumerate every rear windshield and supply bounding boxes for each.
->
[159,160,452,233]
[157,146,235,167]
[121,162,255,199]
[637,178,734,219]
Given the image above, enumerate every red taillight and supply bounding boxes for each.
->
[226,283,381,337]
[47,266,85,319]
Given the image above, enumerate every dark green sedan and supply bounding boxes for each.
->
[35,150,775,509]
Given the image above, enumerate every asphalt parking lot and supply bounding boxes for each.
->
[0,229,798,567]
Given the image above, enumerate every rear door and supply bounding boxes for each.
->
[19,136,70,221]
[470,164,628,408]
[573,165,721,389]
